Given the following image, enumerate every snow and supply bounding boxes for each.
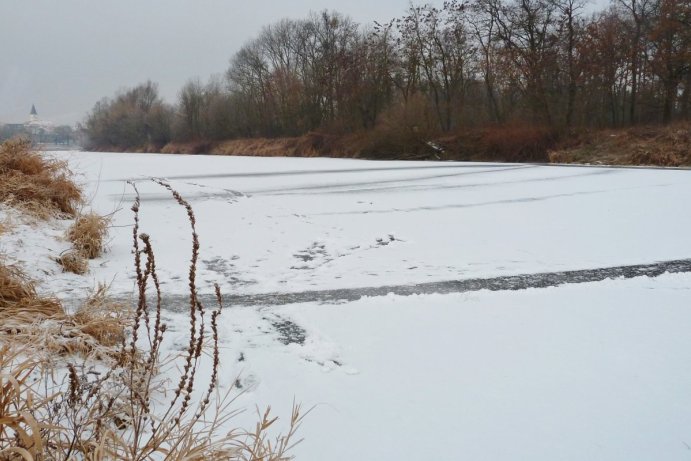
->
[4,150,691,460]
[240,275,691,460]
[38,151,691,300]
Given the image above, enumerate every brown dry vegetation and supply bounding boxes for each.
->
[153,125,556,162]
[0,264,63,322]
[150,121,691,168]
[57,250,90,275]
[548,122,691,167]
[0,264,126,356]
[0,139,82,218]
[160,134,337,158]
[66,212,111,259]
[434,124,556,163]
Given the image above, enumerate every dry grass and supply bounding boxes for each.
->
[71,284,128,348]
[549,121,691,166]
[214,137,321,157]
[160,134,340,158]
[0,139,82,218]
[66,212,110,259]
[57,250,89,275]
[0,345,52,461]
[0,264,63,324]
[0,263,128,356]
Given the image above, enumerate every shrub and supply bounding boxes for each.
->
[479,125,556,162]
[356,95,440,159]
[436,124,556,163]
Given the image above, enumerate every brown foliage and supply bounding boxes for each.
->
[0,139,82,218]
[437,124,556,162]
[163,140,214,155]
[479,125,555,162]
[160,134,338,157]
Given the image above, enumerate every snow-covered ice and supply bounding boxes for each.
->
[34,152,691,299]
[3,151,691,460]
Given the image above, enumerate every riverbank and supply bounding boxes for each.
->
[87,121,691,167]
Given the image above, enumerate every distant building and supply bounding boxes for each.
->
[0,105,75,146]
[29,104,38,123]
[25,104,55,136]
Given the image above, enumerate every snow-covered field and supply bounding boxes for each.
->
[4,151,691,460]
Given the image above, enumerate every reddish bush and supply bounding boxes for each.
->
[478,125,556,162]
[437,124,557,163]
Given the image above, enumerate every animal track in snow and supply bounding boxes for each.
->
[289,235,404,273]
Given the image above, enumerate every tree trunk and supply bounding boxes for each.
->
[630,54,638,124]
[662,80,677,124]
[681,72,691,120]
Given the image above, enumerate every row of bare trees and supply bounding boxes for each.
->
[85,0,690,150]
[85,81,173,149]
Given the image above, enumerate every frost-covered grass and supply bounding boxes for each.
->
[4,150,691,460]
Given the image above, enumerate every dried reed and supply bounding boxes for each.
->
[0,263,63,324]
[66,212,111,259]
[57,250,89,275]
[0,139,82,218]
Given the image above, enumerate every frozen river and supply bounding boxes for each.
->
[10,152,691,460]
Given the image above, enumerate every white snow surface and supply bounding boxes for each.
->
[3,151,691,460]
[37,151,691,299]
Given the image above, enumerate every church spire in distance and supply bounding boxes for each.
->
[29,104,38,123]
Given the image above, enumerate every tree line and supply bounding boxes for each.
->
[84,0,691,151]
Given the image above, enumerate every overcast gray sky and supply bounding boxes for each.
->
[0,0,609,126]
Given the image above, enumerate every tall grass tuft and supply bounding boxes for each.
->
[66,211,111,260]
